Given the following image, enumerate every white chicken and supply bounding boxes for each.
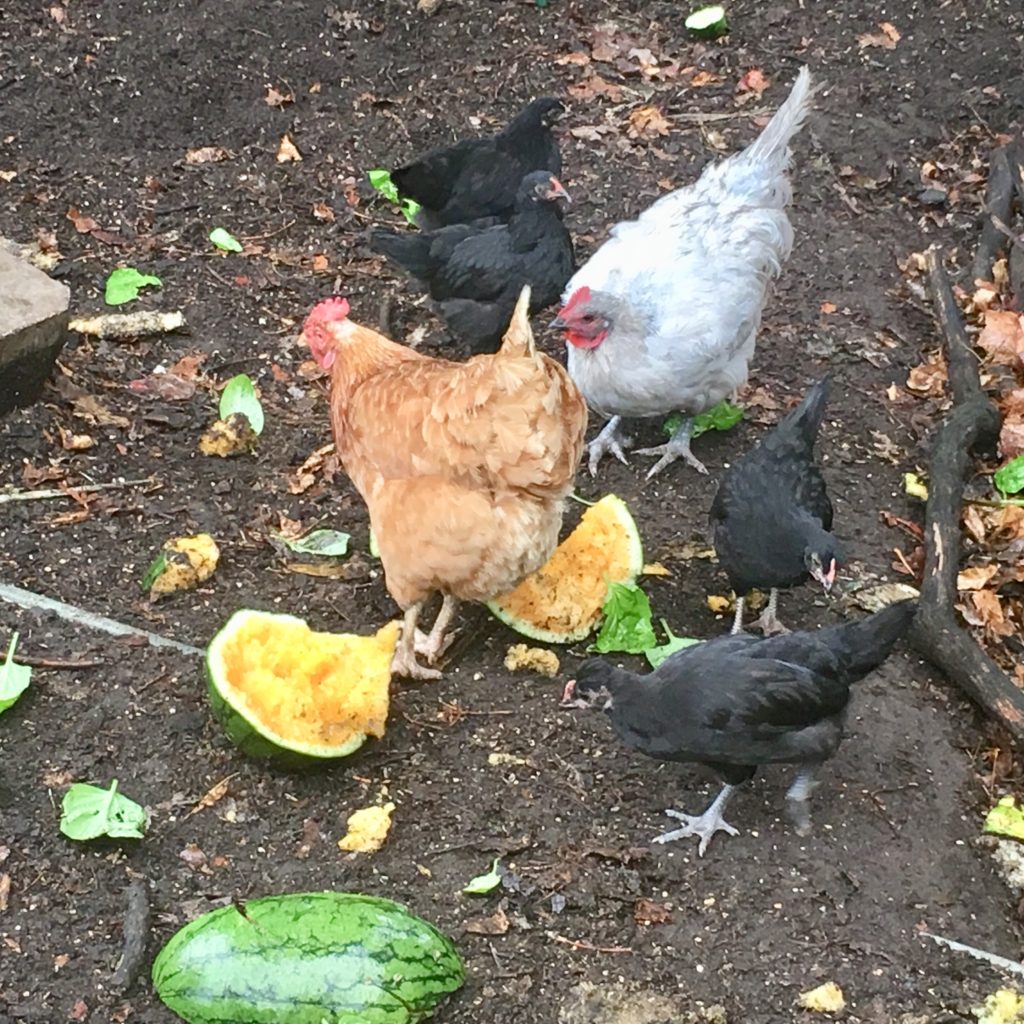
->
[551,67,814,478]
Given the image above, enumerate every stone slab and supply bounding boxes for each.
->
[0,245,71,416]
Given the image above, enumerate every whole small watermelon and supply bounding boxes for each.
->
[152,892,464,1024]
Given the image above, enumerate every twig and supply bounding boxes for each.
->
[15,656,104,670]
[921,931,1024,979]
[110,877,150,992]
[973,144,1015,283]
[0,478,156,505]
[546,930,633,955]
[907,251,1024,741]
[0,582,204,657]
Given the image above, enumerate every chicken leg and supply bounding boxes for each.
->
[785,768,820,836]
[586,416,632,476]
[651,784,739,857]
[391,602,442,680]
[754,588,790,636]
[730,595,747,635]
[415,594,459,664]
[636,416,708,479]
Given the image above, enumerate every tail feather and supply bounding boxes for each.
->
[499,285,538,361]
[742,66,814,173]
[824,599,917,683]
[369,228,433,281]
[776,375,830,449]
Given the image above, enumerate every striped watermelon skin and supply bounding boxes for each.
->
[152,892,465,1024]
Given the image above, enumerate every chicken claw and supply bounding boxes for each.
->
[414,595,460,665]
[392,601,442,680]
[785,769,819,837]
[586,416,632,476]
[651,784,738,857]
[636,416,707,478]
[754,588,790,636]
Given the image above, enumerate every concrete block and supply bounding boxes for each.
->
[0,245,71,416]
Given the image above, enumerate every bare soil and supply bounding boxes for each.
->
[2,1,1024,1022]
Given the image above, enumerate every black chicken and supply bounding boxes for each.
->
[371,171,574,355]
[710,376,842,635]
[561,600,916,856]
[391,97,564,229]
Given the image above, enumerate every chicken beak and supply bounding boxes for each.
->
[549,315,568,331]
[547,177,572,206]
[813,559,837,595]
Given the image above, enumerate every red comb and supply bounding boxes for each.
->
[559,286,591,317]
[311,296,350,322]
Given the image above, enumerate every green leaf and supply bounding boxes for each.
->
[141,550,168,591]
[644,619,702,669]
[462,857,502,895]
[592,582,658,655]
[0,633,31,715]
[663,400,744,440]
[903,472,929,501]
[219,374,265,435]
[209,227,244,253]
[367,169,422,226]
[279,529,350,558]
[104,267,162,306]
[984,795,1024,841]
[60,779,147,841]
[995,454,1024,497]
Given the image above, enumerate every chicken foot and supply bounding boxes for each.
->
[636,416,708,479]
[754,588,790,636]
[392,603,441,680]
[785,768,820,836]
[651,784,739,857]
[414,594,460,664]
[730,595,747,635]
[586,416,633,476]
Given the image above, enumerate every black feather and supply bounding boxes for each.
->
[370,170,574,354]
[391,98,563,229]
[710,376,841,595]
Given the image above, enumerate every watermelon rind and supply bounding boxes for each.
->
[151,892,465,1024]
[206,609,376,764]
[487,494,644,644]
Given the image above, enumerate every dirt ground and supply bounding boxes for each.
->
[2,0,1024,1021]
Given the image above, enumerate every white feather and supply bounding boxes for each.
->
[564,67,814,420]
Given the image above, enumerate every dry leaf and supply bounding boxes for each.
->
[312,201,335,223]
[69,999,89,1022]
[690,70,722,87]
[311,253,330,273]
[0,873,10,912]
[977,310,1024,365]
[556,51,591,67]
[736,68,770,102]
[707,594,734,614]
[957,565,999,591]
[186,775,236,818]
[417,0,443,13]
[283,561,352,578]
[185,146,231,164]
[66,207,99,234]
[858,22,901,49]
[568,74,624,102]
[276,133,302,163]
[265,84,294,107]
[129,372,196,401]
[626,106,671,140]
[905,353,948,397]
[71,394,129,428]
[288,444,334,493]
[820,301,837,314]
[337,803,395,854]
[464,907,510,935]
[998,389,1024,458]
[504,644,559,677]
[634,898,672,925]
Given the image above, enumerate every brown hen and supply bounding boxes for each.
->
[302,287,588,678]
